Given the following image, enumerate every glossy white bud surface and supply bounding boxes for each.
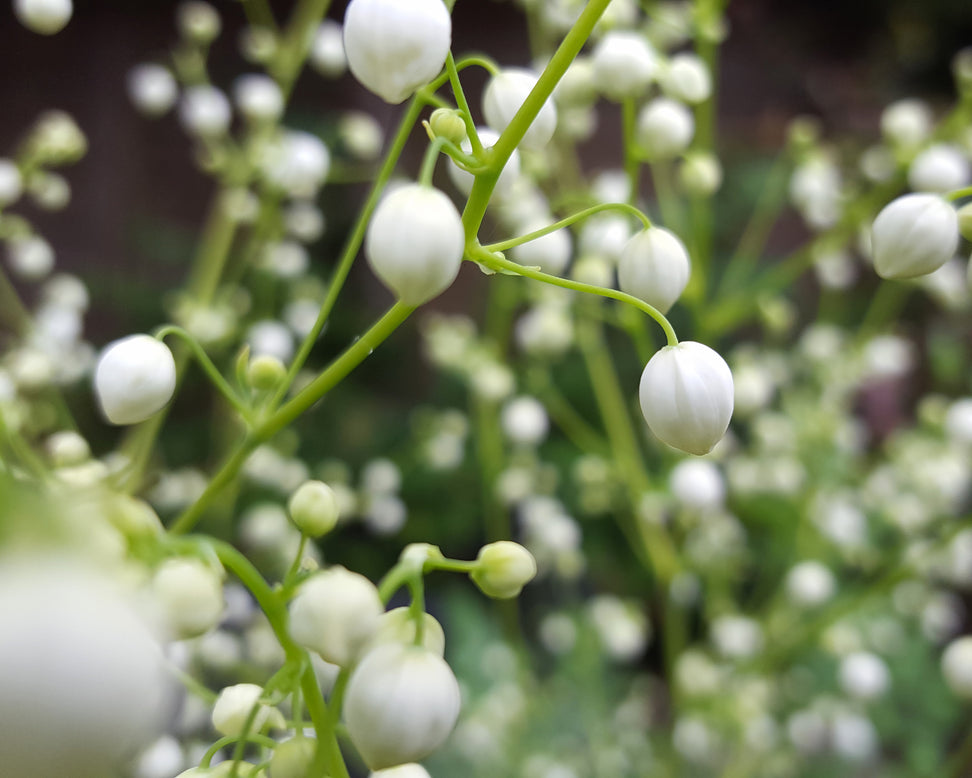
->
[617,227,691,314]
[639,341,734,456]
[94,334,177,425]
[343,0,451,104]
[365,184,464,305]
[871,193,958,279]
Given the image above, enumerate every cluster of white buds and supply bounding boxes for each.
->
[343,0,451,104]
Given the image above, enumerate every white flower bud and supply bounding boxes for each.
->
[785,561,835,607]
[908,143,971,193]
[7,235,54,280]
[590,31,658,100]
[942,636,972,698]
[133,736,184,778]
[371,765,432,778]
[94,334,177,425]
[679,153,722,196]
[871,193,958,279]
[471,541,538,599]
[0,556,168,778]
[288,479,340,537]
[128,64,178,117]
[340,111,385,161]
[0,159,23,206]
[637,98,695,159]
[311,20,347,78]
[288,567,383,666]
[211,683,281,736]
[510,218,572,275]
[45,429,90,466]
[838,651,890,700]
[711,614,763,659]
[14,0,72,35]
[483,68,558,151]
[260,130,330,198]
[344,643,461,769]
[246,319,294,363]
[500,395,549,446]
[28,170,70,210]
[177,1,220,43]
[881,98,932,148]
[343,0,451,104]
[233,74,284,123]
[179,85,231,137]
[365,184,464,305]
[369,607,446,656]
[152,558,225,639]
[448,127,521,198]
[669,459,725,511]
[269,737,315,778]
[617,226,691,314]
[660,53,712,104]
[639,341,734,456]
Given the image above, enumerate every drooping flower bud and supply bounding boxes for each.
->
[310,20,347,78]
[152,557,225,639]
[617,226,691,314]
[179,85,231,137]
[907,144,971,194]
[259,130,331,199]
[639,341,734,456]
[870,193,958,279]
[590,31,658,100]
[233,74,284,124]
[365,184,464,305]
[637,98,694,159]
[268,736,315,778]
[368,607,446,656]
[14,0,72,35]
[659,53,712,105]
[288,566,383,666]
[287,479,340,537]
[94,334,177,425]
[428,108,468,146]
[343,0,451,104]
[483,68,558,151]
[127,64,178,117]
[344,643,461,769]
[211,683,283,737]
[470,541,538,599]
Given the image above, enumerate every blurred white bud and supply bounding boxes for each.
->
[177,1,220,43]
[7,235,54,280]
[591,31,658,100]
[152,558,225,640]
[340,111,385,161]
[678,152,723,196]
[311,20,347,77]
[711,614,763,659]
[669,459,725,511]
[233,74,284,123]
[501,395,549,446]
[908,143,971,193]
[839,651,890,701]
[637,98,694,159]
[510,219,573,276]
[179,85,231,137]
[448,126,521,199]
[0,159,23,206]
[483,68,557,151]
[246,319,294,363]
[211,683,282,737]
[881,98,932,148]
[785,561,836,607]
[127,64,178,117]
[260,130,331,198]
[660,53,712,104]
[14,0,72,34]
[942,636,972,698]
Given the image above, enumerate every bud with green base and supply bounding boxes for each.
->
[288,480,340,537]
[268,736,315,778]
[470,541,538,599]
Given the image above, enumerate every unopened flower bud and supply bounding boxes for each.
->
[881,99,932,149]
[45,430,90,466]
[785,561,835,608]
[679,153,722,197]
[94,334,177,425]
[871,193,958,279]
[365,184,464,305]
[660,53,712,104]
[179,85,231,137]
[343,0,451,104]
[483,68,557,150]
[211,683,282,737]
[177,1,221,44]
[28,171,70,210]
[0,159,23,207]
[7,235,54,280]
[289,567,383,666]
[637,98,694,159]
[28,111,87,165]
[128,64,178,117]
[838,651,890,701]
[288,480,340,537]
[942,636,972,698]
[247,354,286,391]
[344,643,461,769]
[471,541,537,599]
[500,395,549,447]
[233,74,284,124]
[639,341,734,456]
[269,736,315,778]
[311,20,346,78]
[591,31,658,100]
[14,0,72,35]
[369,607,446,656]
[429,108,467,146]
[908,144,971,193]
[152,558,224,639]
[618,226,691,314]
[259,130,330,198]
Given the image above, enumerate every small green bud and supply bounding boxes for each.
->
[957,202,972,243]
[269,736,316,778]
[247,354,287,391]
[470,541,537,599]
[428,108,467,146]
[288,479,340,537]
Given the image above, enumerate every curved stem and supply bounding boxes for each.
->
[483,202,650,252]
[446,51,484,157]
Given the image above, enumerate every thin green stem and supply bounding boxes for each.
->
[272,0,332,95]
[446,51,484,157]
[472,246,678,346]
[622,98,640,205]
[407,575,427,646]
[201,734,278,768]
[155,325,252,419]
[419,137,449,186]
[240,0,277,31]
[483,202,650,253]
[945,185,972,202]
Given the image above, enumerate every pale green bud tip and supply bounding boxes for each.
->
[268,736,316,778]
[288,479,340,537]
[429,108,468,146]
[471,541,537,599]
[247,354,287,391]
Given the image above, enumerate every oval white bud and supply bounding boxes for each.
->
[343,0,451,104]
[211,683,281,737]
[179,85,231,137]
[14,0,72,35]
[259,130,331,198]
[344,643,461,769]
[152,558,225,639]
[311,20,347,78]
[639,341,734,456]
[838,651,890,701]
[907,143,971,193]
[881,99,932,149]
[942,636,972,698]
[288,567,383,666]
[660,53,712,104]
[871,193,958,279]
[128,64,178,117]
[94,334,177,425]
[368,607,446,657]
[509,218,572,275]
[617,226,691,314]
[233,74,284,123]
[471,541,538,599]
[637,98,695,159]
[500,395,549,447]
[0,159,24,206]
[483,68,558,151]
[288,479,340,537]
[679,153,722,196]
[365,184,464,305]
[590,31,658,100]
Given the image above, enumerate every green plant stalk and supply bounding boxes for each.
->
[273,0,332,95]
[526,366,610,456]
[622,98,641,204]
[483,202,650,253]
[446,51,485,157]
[473,391,509,543]
[274,97,426,403]
[240,0,277,31]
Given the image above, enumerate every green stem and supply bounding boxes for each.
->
[155,325,252,419]
[419,137,449,186]
[446,51,484,157]
[945,185,972,202]
[240,0,277,31]
[483,202,650,253]
[622,98,641,204]
[272,0,332,95]
[472,246,678,346]
[201,734,278,768]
